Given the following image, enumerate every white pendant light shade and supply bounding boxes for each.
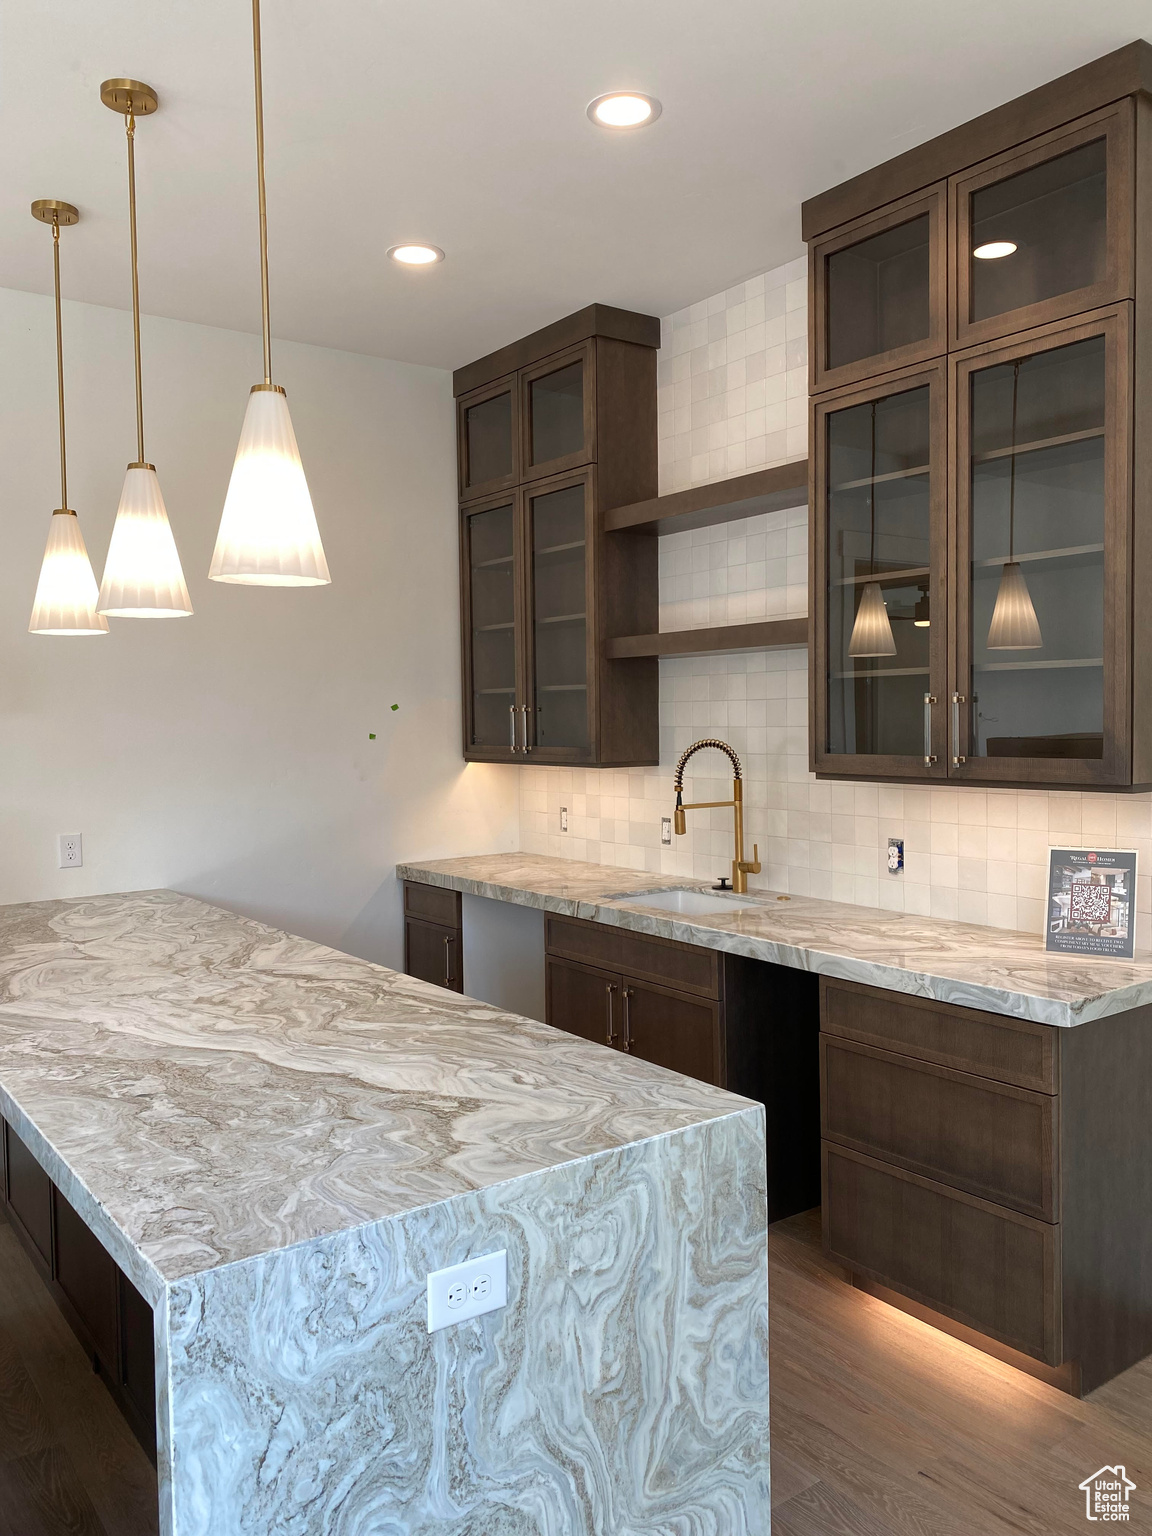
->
[98,465,192,616]
[209,386,330,586]
[848,581,897,658]
[29,511,109,635]
[988,560,1042,649]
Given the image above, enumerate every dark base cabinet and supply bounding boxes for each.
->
[1,1118,157,1460]
[820,977,1152,1394]
[544,914,821,1222]
[403,881,463,993]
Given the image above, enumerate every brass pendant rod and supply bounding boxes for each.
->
[1008,361,1020,560]
[52,216,68,511]
[125,105,146,464]
[252,0,273,385]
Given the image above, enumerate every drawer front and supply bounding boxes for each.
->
[822,1036,1057,1220]
[820,977,1057,1092]
[545,915,719,999]
[403,880,461,929]
[823,1142,1061,1364]
[4,1121,53,1267]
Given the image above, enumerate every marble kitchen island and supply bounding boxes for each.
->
[0,890,769,1536]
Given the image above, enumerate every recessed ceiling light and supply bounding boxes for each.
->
[587,92,662,129]
[387,244,445,266]
[973,240,1017,260]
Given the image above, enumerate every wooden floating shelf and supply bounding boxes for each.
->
[605,617,808,661]
[604,460,808,537]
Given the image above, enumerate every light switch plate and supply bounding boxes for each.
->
[560,806,568,832]
[427,1249,507,1332]
[661,816,672,845]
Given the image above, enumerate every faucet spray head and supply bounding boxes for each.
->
[674,791,686,836]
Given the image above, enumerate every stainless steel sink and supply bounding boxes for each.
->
[607,887,756,916]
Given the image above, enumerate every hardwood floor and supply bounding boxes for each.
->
[772,1208,1152,1533]
[4,1198,1152,1534]
[0,1208,157,1536]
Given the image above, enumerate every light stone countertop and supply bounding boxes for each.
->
[0,888,752,1296]
[397,851,1152,1028]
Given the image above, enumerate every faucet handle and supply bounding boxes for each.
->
[740,844,762,875]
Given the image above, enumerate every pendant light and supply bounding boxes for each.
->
[987,361,1042,650]
[97,80,193,618]
[209,0,330,586]
[28,201,108,637]
[848,401,896,658]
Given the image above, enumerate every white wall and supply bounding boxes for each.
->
[0,287,519,966]
[520,261,1152,951]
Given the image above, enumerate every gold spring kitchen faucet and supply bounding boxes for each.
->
[673,738,762,894]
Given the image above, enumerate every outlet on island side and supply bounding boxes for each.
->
[57,834,83,869]
[427,1249,507,1332]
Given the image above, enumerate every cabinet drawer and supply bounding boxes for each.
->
[823,1142,1061,1365]
[403,880,461,929]
[3,1121,53,1267]
[545,915,719,999]
[820,977,1057,1092]
[822,1036,1057,1219]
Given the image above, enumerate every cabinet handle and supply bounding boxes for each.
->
[622,987,633,1052]
[605,982,618,1045]
[443,935,455,987]
[521,704,533,753]
[951,692,966,766]
[923,693,937,766]
[509,705,519,754]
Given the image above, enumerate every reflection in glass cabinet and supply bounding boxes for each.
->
[826,215,931,372]
[464,390,513,490]
[970,140,1107,323]
[968,335,1105,760]
[530,482,588,751]
[826,385,932,757]
[530,362,584,466]
[465,501,517,748]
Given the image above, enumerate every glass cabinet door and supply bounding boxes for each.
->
[520,344,594,482]
[952,312,1129,784]
[813,365,947,777]
[812,185,946,392]
[458,374,518,501]
[952,104,1132,348]
[525,473,592,758]
[462,495,521,757]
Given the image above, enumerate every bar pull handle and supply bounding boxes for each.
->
[923,693,937,766]
[509,705,519,754]
[952,693,966,766]
[605,982,618,1045]
[443,935,455,988]
[521,703,533,753]
[622,987,634,1053]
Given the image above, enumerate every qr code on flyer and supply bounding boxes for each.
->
[1069,881,1112,926]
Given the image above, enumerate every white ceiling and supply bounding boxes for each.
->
[2,1,1149,371]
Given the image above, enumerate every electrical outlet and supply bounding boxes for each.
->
[560,806,568,832]
[661,816,672,845]
[427,1249,507,1333]
[58,834,82,869]
[887,837,904,874]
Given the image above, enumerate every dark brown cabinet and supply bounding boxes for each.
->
[403,881,463,993]
[808,67,1152,788]
[543,912,820,1220]
[456,306,660,767]
[1,1118,157,1458]
[819,976,1152,1394]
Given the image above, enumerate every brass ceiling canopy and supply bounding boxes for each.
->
[99,78,159,115]
[30,199,79,227]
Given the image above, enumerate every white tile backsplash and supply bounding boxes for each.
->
[519,258,1152,949]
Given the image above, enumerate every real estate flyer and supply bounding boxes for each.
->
[1045,847,1138,959]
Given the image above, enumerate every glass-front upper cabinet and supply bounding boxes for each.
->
[951,103,1133,348]
[524,472,593,758]
[461,492,523,760]
[811,185,946,393]
[812,363,947,778]
[520,344,595,482]
[457,375,518,501]
[951,310,1130,786]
